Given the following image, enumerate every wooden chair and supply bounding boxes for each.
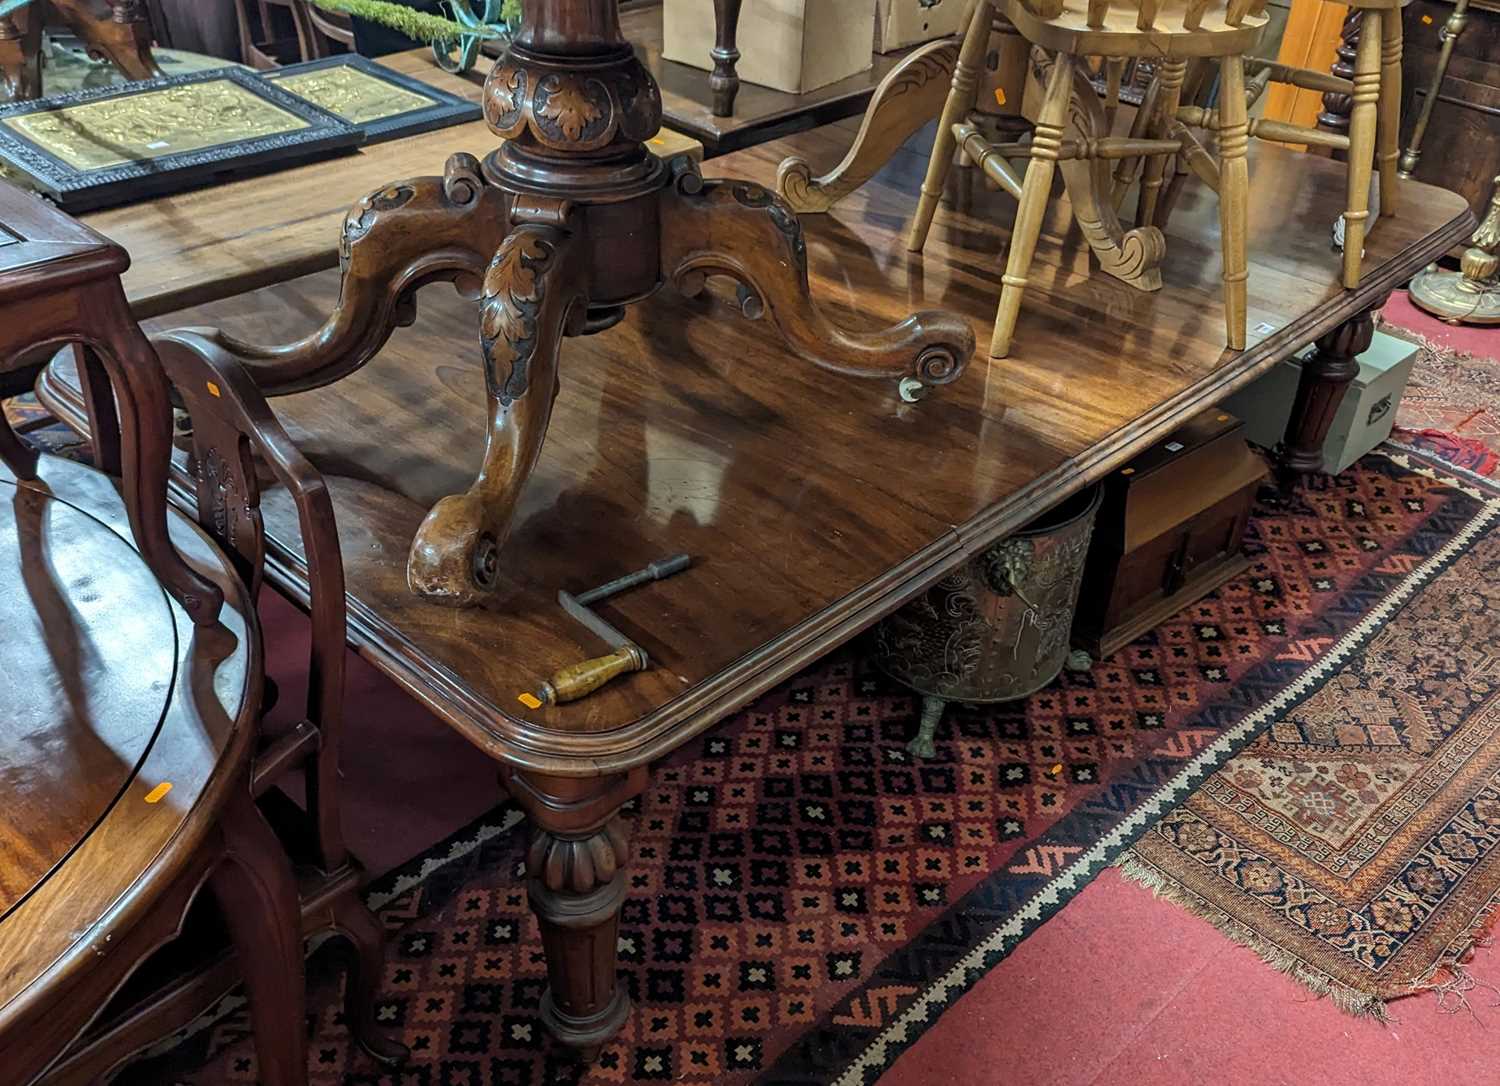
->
[30,331,409,1081]
[909,0,1270,358]
[0,183,306,1085]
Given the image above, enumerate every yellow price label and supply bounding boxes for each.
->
[517,691,543,709]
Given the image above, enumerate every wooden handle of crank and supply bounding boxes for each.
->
[540,647,642,704]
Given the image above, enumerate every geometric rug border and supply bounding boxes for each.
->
[794,445,1500,1086]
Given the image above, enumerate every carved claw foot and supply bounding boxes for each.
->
[660,164,975,387]
[407,216,584,606]
[776,40,961,214]
[217,154,508,395]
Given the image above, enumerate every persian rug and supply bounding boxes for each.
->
[1121,451,1500,1018]
[120,446,1495,1086]
[1383,315,1500,477]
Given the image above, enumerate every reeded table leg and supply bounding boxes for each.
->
[502,767,648,1059]
[1280,302,1382,478]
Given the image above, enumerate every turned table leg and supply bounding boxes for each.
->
[501,766,648,1057]
[710,0,743,118]
[1280,302,1382,478]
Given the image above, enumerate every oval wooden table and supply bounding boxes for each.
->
[0,452,305,1086]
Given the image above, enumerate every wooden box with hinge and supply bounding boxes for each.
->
[1072,409,1269,660]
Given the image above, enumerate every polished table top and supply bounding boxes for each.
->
[54,100,1473,778]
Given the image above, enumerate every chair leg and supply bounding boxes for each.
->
[210,791,307,1086]
[1342,9,1382,288]
[989,52,1074,359]
[906,0,994,252]
[1137,58,1186,228]
[1217,55,1249,350]
[330,890,411,1067]
[1376,6,1402,218]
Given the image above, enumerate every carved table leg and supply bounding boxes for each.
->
[216,156,508,395]
[1280,302,1383,478]
[710,0,743,118]
[0,9,41,101]
[407,211,585,605]
[501,766,648,1057]
[54,0,163,82]
[660,168,974,387]
[777,39,961,213]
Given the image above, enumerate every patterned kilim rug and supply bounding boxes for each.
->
[1119,451,1500,1019]
[115,445,1493,1086]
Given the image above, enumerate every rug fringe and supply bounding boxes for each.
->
[1113,851,1392,1022]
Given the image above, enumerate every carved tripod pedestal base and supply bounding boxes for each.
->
[216,2,975,608]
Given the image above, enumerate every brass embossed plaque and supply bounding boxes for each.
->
[0,67,360,212]
[264,54,481,144]
[3,79,311,171]
[272,66,434,125]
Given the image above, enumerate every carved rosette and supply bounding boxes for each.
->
[527,819,630,895]
[483,49,662,156]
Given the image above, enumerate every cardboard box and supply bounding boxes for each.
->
[1218,330,1419,475]
[662,0,876,96]
[874,0,969,52]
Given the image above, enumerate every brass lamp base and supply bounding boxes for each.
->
[1409,264,1500,325]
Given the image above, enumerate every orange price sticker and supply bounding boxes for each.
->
[205,381,221,398]
[517,691,543,709]
[1422,13,1433,22]
[993,87,1007,107]
[144,781,173,804]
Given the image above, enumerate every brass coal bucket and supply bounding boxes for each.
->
[873,484,1102,756]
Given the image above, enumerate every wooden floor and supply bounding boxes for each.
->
[53,118,1469,775]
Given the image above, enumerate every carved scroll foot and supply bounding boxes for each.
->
[55,0,163,82]
[660,169,974,388]
[407,218,584,606]
[777,39,960,213]
[502,767,647,1056]
[216,154,508,396]
[1049,54,1166,292]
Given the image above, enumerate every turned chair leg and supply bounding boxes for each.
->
[1217,55,1250,350]
[907,0,994,253]
[989,52,1074,360]
[1137,58,1186,229]
[1342,9,1382,288]
[1376,7,1402,218]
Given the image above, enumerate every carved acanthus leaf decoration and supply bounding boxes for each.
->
[480,230,553,400]
[537,77,603,141]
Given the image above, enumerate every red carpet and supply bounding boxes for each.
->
[882,869,1499,1086]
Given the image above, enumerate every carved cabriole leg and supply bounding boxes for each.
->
[1055,59,1165,292]
[407,208,585,605]
[1281,303,1381,477]
[209,790,307,1086]
[1375,7,1402,218]
[1137,58,1186,229]
[0,10,42,101]
[1217,55,1249,351]
[325,889,411,1066]
[710,0,743,117]
[1341,10,1382,288]
[216,156,508,395]
[54,0,163,82]
[501,766,648,1056]
[989,51,1073,360]
[778,39,961,214]
[659,169,974,385]
[907,0,995,252]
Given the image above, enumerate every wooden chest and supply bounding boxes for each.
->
[1072,410,1269,660]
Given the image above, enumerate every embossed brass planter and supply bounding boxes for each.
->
[874,484,1101,756]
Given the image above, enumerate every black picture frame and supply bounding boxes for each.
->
[0,66,362,213]
[262,54,482,144]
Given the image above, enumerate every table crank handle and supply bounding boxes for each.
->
[536,644,648,705]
